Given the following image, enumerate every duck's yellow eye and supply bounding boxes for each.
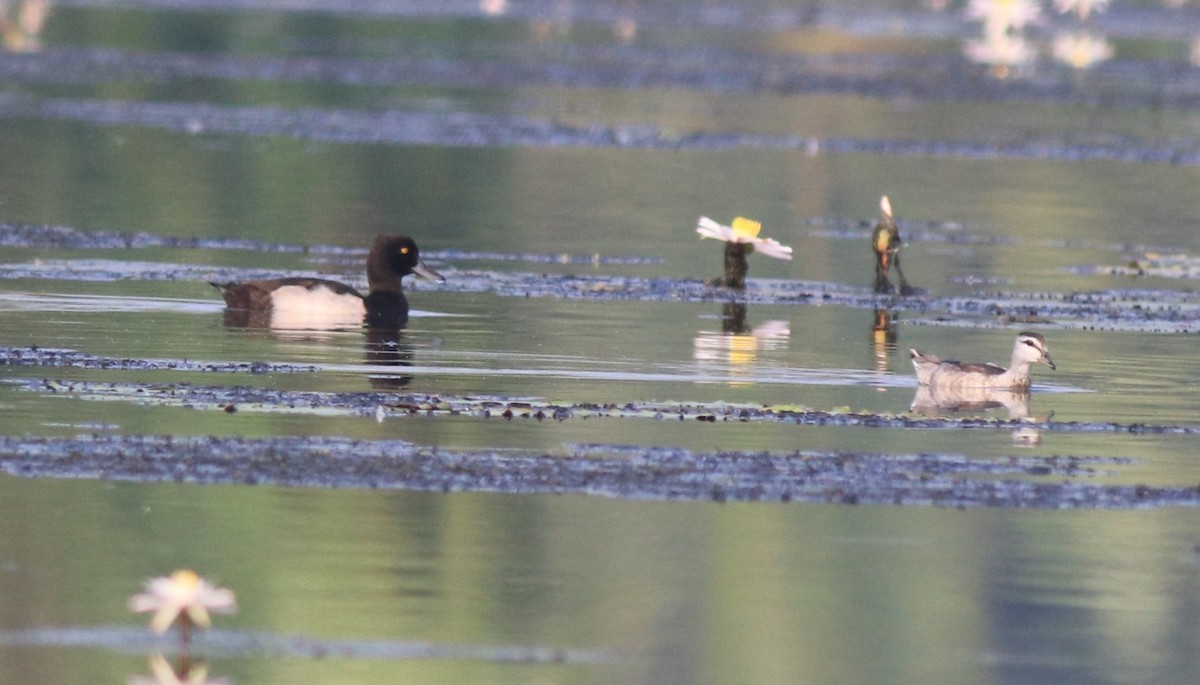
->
[400,246,410,255]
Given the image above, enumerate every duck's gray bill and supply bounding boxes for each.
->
[414,261,446,283]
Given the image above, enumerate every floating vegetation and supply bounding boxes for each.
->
[0,223,656,266]
[1068,253,1200,280]
[2,93,1200,164]
[2,256,1198,333]
[1,224,1197,333]
[0,346,318,375]
[11,377,1199,438]
[0,625,608,663]
[0,433,1192,509]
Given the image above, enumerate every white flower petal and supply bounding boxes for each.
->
[753,238,794,261]
[696,216,734,242]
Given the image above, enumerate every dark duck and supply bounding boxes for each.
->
[210,235,444,330]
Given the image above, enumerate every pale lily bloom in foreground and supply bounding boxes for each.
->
[964,31,1036,70]
[1053,0,1111,18]
[695,216,793,260]
[1052,31,1114,69]
[964,0,1043,33]
[128,570,238,635]
[479,0,507,16]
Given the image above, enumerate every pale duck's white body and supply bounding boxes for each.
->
[910,332,1055,390]
[267,284,366,330]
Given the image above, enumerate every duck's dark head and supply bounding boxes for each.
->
[367,235,445,291]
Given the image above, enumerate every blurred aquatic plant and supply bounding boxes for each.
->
[128,653,230,685]
[965,0,1044,34]
[963,0,1042,76]
[871,196,912,295]
[1052,31,1114,68]
[479,0,507,16]
[128,570,237,648]
[962,0,1116,75]
[0,0,50,53]
[696,216,792,289]
[1053,0,1111,18]
[963,31,1037,72]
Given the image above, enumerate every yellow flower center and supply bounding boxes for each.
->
[731,217,761,240]
[170,569,201,591]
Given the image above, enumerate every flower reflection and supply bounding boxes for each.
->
[1052,31,1114,68]
[694,303,789,384]
[0,0,50,53]
[1053,0,1110,18]
[964,30,1036,73]
[870,308,899,379]
[129,653,230,685]
[128,570,237,645]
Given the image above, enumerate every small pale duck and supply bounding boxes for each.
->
[910,332,1055,389]
[210,235,444,330]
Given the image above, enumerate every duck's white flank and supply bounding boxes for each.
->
[268,285,365,330]
[911,332,1055,390]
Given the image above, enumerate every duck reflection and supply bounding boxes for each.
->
[1,0,50,53]
[129,653,229,685]
[363,327,414,390]
[217,317,417,390]
[694,303,789,383]
[910,384,1047,446]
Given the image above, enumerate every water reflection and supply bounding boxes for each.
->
[219,313,417,388]
[910,384,1048,445]
[364,327,414,390]
[694,303,789,383]
[869,307,899,377]
[129,653,229,685]
[0,0,49,53]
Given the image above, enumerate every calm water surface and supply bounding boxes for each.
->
[2,1,1200,684]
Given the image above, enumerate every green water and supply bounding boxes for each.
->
[2,1,1200,683]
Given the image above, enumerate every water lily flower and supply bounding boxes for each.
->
[128,570,237,640]
[964,0,1043,34]
[1052,31,1114,69]
[1053,0,1111,18]
[695,216,793,261]
[479,0,507,16]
